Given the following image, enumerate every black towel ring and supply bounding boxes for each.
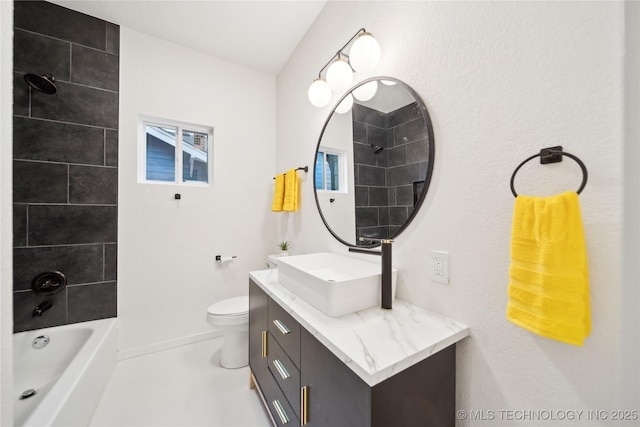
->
[510,146,588,197]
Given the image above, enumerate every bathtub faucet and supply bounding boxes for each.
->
[33,301,53,317]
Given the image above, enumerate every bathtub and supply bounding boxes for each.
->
[13,318,117,427]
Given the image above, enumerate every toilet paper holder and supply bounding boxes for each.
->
[215,255,237,263]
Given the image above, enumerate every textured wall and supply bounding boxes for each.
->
[12,1,118,332]
[277,1,634,425]
[117,28,277,356]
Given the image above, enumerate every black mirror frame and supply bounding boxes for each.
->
[313,76,435,248]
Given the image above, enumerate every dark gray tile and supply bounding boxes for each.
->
[29,205,117,245]
[354,142,376,166]
[352,120,366,143]
[106,23,120,55]
[355,186,369,207]
[393,117,429,145]
[14,1,107,50]
[13,72,30,116]
[387,188,396,206]
[14,29,70,80]
[14,204,27,247]
[358,165,385,187]
[369,187,388,207]
[389,206,409,226]
[14,116,105,164]
[69,165,117,204]
[13,289,67,333]
[389,225,402,237]
[13,160,67,203]
[31,81,118,129]
[378,207,389,226]
[395,185,414,206]
[387,163,420,187]
[354,104,386,128]
[355,207,379,228]
[367,125,387,148]
[104,243,117,281]
[419,161,430,181]
[71,45,119,91]
[14,244,104,291]
[388,102,421,128]
[105,130,118,166]
[406,139,430,163]
[68,282,117,323]
[387,145,407,168]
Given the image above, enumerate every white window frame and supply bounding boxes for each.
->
[138,115,214,186]
[316,147,347,193]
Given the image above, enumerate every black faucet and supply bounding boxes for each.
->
[349,238,394,309]
[33,301,53,317]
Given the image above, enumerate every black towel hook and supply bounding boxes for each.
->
[510,146,588,197]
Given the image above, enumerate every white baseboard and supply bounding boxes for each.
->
[117,330,223,360]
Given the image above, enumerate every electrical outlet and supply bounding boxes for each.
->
[431,250,450,284]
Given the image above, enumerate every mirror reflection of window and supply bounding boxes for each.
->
[315,150,341,191]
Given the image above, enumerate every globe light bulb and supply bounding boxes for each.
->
[349,32,381,73]
[335,94,354,114]
[326,57,353,94]
[352,80,378,102]
[307,78,332,108]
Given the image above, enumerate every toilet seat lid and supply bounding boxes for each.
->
[207,296,249,316]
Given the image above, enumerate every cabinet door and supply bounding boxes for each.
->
[301,329,370,427]
[249,280,269,386]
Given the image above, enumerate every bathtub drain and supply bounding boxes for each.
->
[19,389,37,400]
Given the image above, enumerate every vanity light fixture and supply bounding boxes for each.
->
[307,28,381,108]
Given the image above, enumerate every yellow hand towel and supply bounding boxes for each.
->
[282,169,299,212]
[506,191,591,346]
[271,174,285,212]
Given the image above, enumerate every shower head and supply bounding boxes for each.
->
[24,73,57,94]
[370,144,384,154]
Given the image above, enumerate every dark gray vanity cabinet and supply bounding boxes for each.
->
[249,278,456,427]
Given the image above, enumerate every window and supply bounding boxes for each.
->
[139,116,213,185]
[315,149,344,192]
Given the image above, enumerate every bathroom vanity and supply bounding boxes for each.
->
[248,268,469,427]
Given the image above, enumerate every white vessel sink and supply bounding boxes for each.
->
[277,252,397,317]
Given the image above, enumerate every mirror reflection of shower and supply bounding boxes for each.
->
[370,144,384,154]
[24,73,57,94]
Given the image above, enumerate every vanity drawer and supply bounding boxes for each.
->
[268,335,301,421]
[268,299,300,368]
[261,366,300,427]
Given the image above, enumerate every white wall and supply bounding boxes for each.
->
[316,111,355,242]
[0,1,13,423]
[118,28,277,355]
[277,1,636,424]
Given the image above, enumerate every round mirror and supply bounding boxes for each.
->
[313,77,435,247]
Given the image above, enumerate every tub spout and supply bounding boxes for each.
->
[33,301,53,317]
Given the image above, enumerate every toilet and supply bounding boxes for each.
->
[206,296,249,369]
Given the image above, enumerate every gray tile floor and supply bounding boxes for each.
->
[89,338,272,427]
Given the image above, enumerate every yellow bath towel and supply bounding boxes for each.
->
[282,169,299,212]
[272,174,285,212]
[506,191,591,346]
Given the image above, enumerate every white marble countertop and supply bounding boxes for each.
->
[250,268,469,387]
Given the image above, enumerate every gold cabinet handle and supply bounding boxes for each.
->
[272,358,290,380]
[273,319,291,335]
[300,386,308,426]
[272,399,290,424]
[261,331,267,358]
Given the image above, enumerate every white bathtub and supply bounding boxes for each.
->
[13,318,117,427]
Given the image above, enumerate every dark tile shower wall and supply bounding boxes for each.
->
[12,1,119,333]
[353,102,429,241]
